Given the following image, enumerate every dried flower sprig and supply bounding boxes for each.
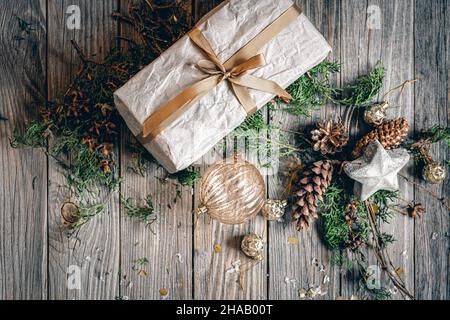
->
[11,0,193,229]
[404,126,450,165]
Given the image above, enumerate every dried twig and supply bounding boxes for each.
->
[399,174,450,211]
[365,201,414,300]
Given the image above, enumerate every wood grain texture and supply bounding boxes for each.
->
[46,0,120,300]
[372,0,415,299]
[0,0,448,300]
[338,0,377,299]
[119,136,194,300]
[0,0,47,300]
[414,0,449,300]
[336,0,416,300]
[118,0,194,300]
[192,0,268,300]
[267,0,342,300]
[193,135,267,299]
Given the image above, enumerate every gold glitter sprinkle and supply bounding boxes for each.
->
[298,288,307,298]
[137,270,147,277]
[371,204,380,214]
[395,267,404,277]
[213,244,222,253]
[159,288,168,296]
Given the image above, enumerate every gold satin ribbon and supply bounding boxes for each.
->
[142,4,302,140]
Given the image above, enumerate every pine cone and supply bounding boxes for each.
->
[344,201,365,250]
[407,203,425,219]
[352,118,409,158]
[311,120,349,155]
[292,161,333,230]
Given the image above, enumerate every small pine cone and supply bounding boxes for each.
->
[292,161,333,230]
[352,118,409,158]
[311,120,349,155]
[407,203,425,219]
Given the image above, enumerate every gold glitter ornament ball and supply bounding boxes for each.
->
[241,234,264,261]
[261,199,287,221]
[363,101,389,126]
[197,158,266,225]
[423,161,447,184]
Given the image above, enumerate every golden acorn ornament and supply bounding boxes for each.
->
[422,161,447,184]
[261,199,287,221]
[364,101,390,126]
[241,234,264,261]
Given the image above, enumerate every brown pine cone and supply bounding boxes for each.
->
[407,203,425,219]
[292,161,333,230]
[311,119,349,155]
[352,118,409,158]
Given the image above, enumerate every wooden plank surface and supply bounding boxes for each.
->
[0,0,48,300]
[118,0,194,300]
[192,0,268,300]
[373,0,415,299]
[414,0,449,300]
[338,0,379,299]
[268,0,342,300]
[46,0,120,300]
[0,0,448,300]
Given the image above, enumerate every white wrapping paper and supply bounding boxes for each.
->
[114,0,332,173]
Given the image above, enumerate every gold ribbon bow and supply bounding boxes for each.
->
[142,4,301,140]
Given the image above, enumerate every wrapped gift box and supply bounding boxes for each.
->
[114,0,331,173]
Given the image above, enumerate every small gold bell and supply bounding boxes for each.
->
[364,101,389,126]
[423,161,447,184]
[261,199,287,221]
[241,234,264,261]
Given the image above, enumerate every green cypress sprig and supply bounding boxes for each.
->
[127,141,158,177]
[238,110,267,131]
[232,110,299,168]
[169,168,201,187]
[71,203,107,231]
[403,126,450,165]
[319,182,404,300]
[370,190,398,223]
[122,194,157,225]
[10,121,50,149]
[280,61,385,116]
[333,62,385,107]
[425,126,450,146]
[282,60,340,117]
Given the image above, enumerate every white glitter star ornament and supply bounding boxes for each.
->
[344,140,410,201]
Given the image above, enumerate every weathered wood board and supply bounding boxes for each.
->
[0,0,448,300]
[413,0,449,300]
[192,0,267,300]
[46,0,120,300]
[0,0,47,300]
